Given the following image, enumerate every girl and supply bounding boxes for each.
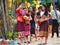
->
[35,22,40,41]
[23,8,32,43]
[36,6,42,41]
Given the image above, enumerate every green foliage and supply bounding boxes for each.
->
[6,31,18,39]
[6,31,13,39]
[13,32,18,38]
[33,0,36,4]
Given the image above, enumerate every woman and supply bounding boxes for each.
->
[48,9,52,33]
[16,3,25,38]
[28,7,36,40]
[39,5,51,44]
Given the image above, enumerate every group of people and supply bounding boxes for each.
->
[15,3,60,45]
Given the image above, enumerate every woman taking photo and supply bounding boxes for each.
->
[16,3,25,39]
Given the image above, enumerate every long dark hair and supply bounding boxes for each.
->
[28,7,35,19]
[28,7,32,12]
[28,7,35,15]
[42,5,48,16]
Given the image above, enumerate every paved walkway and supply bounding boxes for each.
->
[0,33,60,45]
[22,33,60,45]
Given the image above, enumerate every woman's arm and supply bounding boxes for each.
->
[48,13,52,19]
[39,15,49,22]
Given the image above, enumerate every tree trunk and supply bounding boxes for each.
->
[5,0,11,31]
[1,0,8,38]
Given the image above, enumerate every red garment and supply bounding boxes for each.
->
[0,41,9,45]
[17,21,25,32]
[24,24,30,36]
[16,9,24,22]
[16,9,22,14]
[17,16,24,22]
[38,21,41,25]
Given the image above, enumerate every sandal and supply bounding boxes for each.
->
[43,43,47,45]
[27,41,30,44]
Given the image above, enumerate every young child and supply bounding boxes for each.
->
[35,22,40,41]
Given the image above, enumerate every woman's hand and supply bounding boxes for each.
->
[45,18,49,21]
[39,18,45,22]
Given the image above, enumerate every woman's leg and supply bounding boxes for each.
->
[35,30,40,41]
[18,32,21,38]
[45,36,48,44]
[18,32,24,38]
[24,36,27,43]
[48,25,52,33]
[18,32,22,45]
[27,35,30,43]
[40,37,43,44]
[35,34,37,41]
